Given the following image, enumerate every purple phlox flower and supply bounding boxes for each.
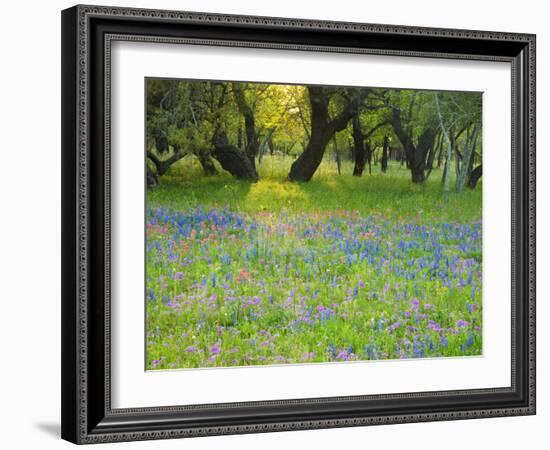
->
[358,280,365,288]
[151,359,161,367]
[166,300,180,309]
[316,305,326,312]
[301,316,313,324]
[423,303,434,310]
[185,345,198,353]
[466,303,478,313]
[210,342,222,355]
[173,272,184,280]
[387,320,402,333]
[456,319,470,328]
[336,350,351,361]
[247,296,262,306]
[427,320,442,332]
[411,298,420,310]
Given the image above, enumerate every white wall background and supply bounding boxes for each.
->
[0,0,545,448]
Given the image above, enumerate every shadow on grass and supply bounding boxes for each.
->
[149,156,481,222]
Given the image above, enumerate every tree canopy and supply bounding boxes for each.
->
[146,78,482,190]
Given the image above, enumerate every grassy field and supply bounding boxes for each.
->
[146,155,482,370]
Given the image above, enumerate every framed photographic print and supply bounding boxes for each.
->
[61,4,536,444]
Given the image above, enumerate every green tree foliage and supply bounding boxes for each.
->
[146,79,482,190]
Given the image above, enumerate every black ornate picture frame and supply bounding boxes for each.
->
[61,4,536,444]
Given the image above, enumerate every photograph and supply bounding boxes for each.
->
[145,78,483,370]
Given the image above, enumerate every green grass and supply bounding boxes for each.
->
[151,154,482,222]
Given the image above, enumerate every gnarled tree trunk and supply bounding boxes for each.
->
[467,165,482,189]
[212,133,258,181]
[147,166,159,187]
[352,115,388,176]
[147,146,183,179]
[366,141,373,175]
[289,86,360,181]
[391,107,437,184]
[151,127,169,154]
[233,83,259,169]
[196,150,218,176]
[352,114,366,176]
[456,121,480,192]
[381,135,389,173]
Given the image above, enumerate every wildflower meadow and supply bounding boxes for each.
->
[146,157,482,370]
